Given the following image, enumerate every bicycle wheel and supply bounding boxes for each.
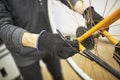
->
[47,0,120,80]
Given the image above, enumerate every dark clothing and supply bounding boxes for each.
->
[0,0,66,80]
[19,55,63,80]
[0,0,68,67]
[18,61,43,80]
[0,0,52,67]
[0,38,2,45]
[42,55,63,80]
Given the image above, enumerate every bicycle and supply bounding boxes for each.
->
[48,0,120,80]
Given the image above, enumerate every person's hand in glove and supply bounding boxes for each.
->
[71,0,109,37]
[83,6,103,29]
[36,30,78,59]
[82,6,109,37]
[68,0,104,29]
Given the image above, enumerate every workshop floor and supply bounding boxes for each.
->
[41,39,120,80]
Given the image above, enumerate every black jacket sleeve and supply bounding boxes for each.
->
[0,0,27,53]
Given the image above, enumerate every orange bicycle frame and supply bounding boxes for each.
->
[77,7,120,51]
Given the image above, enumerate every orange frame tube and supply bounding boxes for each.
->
[77,7,120,51]
[100,30,119,45]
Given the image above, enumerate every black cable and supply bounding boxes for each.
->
[57,29,120,79]
[83,49,120,79]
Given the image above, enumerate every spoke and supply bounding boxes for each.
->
[48,0,120,79]
[93,38,100,56]
[85,0,96,26]
[105,0,118,17]
[88,0,92,6]
[111,34,120,36]
[115,46,120,48]
[60,0,86,27]
[103,0,108,17]
[110,23,120,28]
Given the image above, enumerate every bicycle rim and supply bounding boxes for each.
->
[47,0,120,80]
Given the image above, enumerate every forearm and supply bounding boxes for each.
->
[0,1,38,50]
[66,0,86,14]
[2,26,39,48]
[0,1,25,52]
[22,32,39,48]
[21,0,86,48]
[0,24,27,48]
[73,0,85,14]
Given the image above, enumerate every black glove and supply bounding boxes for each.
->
[37,31,78,59]
[83,6,109,36]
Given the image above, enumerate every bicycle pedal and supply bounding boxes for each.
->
[76,26,95,50]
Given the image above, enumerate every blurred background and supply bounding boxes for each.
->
[0,0,120,80]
